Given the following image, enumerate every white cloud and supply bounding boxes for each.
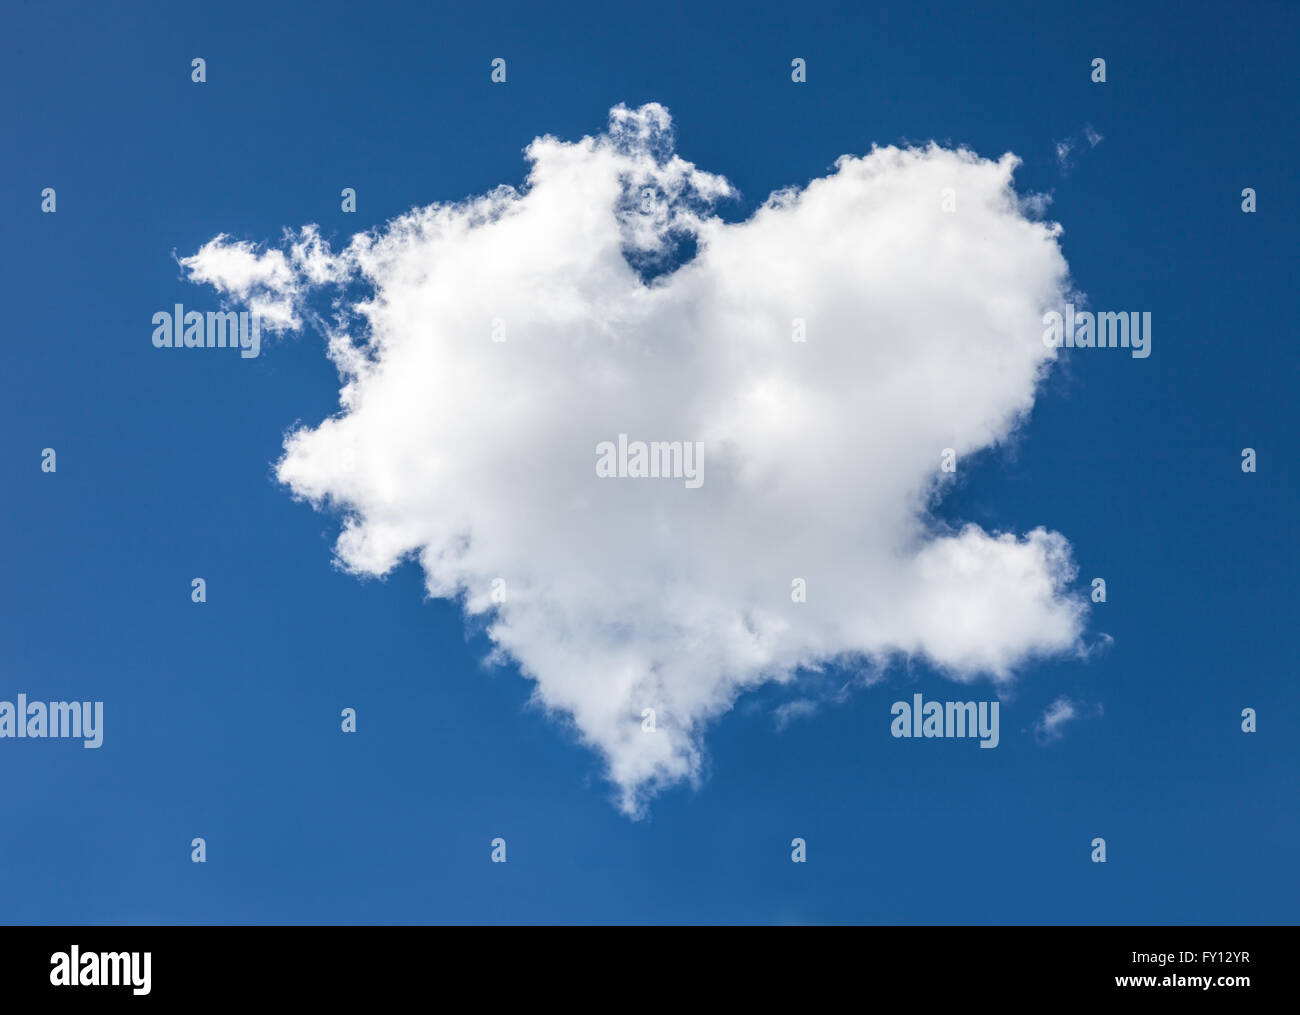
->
[773,699,821,731]
[1055,124,1104,173]
[178,233,303,331]
[1054,139,1075,169]
[1033,696,1102,743]
[184,103,1090,815]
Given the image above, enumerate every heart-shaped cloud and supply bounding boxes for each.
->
[183,103,1087,815]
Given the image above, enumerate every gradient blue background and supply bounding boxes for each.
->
[1,0,1296,924]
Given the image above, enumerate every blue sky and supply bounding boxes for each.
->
[1,0,1296,924]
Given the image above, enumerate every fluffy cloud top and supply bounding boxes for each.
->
[184,103,1088,815]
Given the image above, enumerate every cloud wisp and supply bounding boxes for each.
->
[1033,696,1103,744]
